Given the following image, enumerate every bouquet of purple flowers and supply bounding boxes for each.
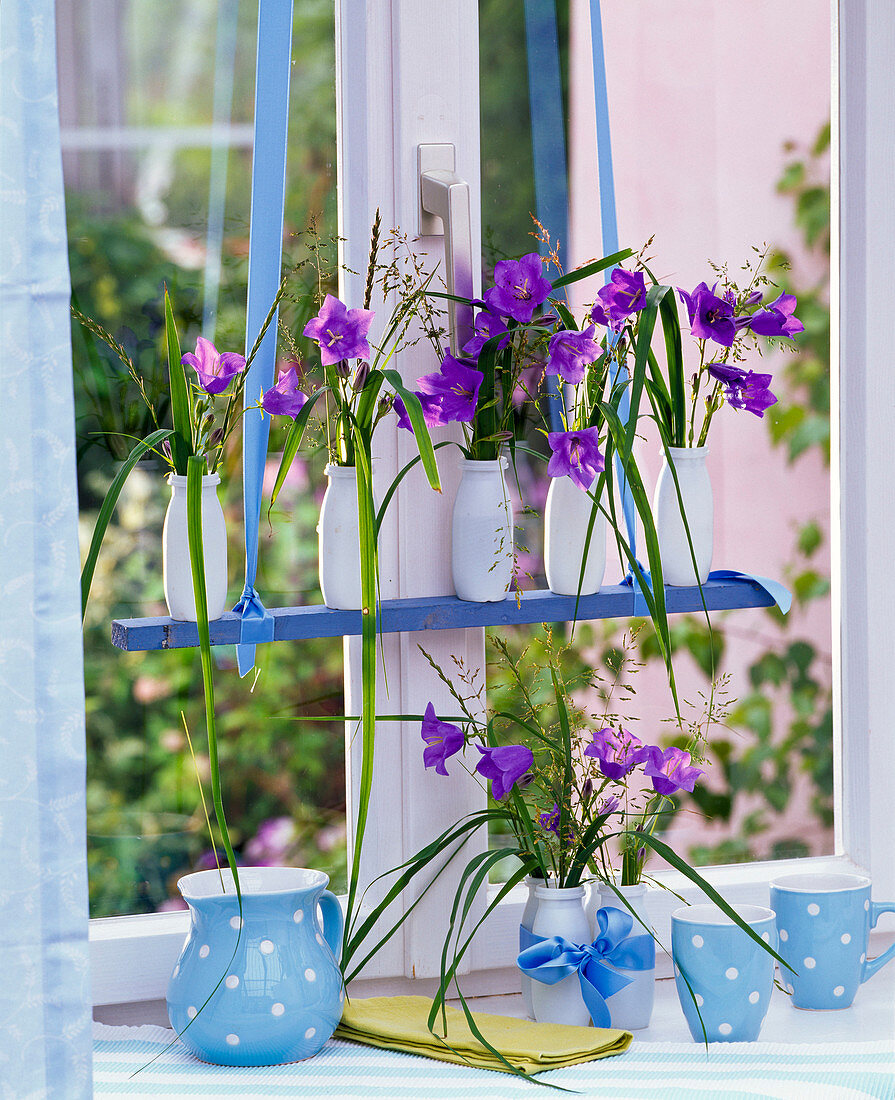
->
[418,629,718,890]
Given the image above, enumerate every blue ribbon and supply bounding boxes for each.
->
[586,0,649,609]
[524,0,567,434]
[517,906,654,1028]
[235,1,294,678]
[706,569,792,615]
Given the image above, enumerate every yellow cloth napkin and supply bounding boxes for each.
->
[335,995,632,1074]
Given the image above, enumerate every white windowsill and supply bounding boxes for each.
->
[457,967,895,1045]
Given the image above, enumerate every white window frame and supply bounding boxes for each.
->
[90,0,895,1009]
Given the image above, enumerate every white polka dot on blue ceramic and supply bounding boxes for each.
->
[293,909,304,923]
[749,991,760,1004]
[316,933,324,946]
[861,953,866,964]
[187,1006,197,1019]
[807,903,820,916]
[864,900,870,911]
[304,968,316,982]
[834,985,845,997]
[779,929,789,942]
[804,957,816,969]
[725,967,739,980]
[305,1027,316,1040]
[339,989,345,1003]
[225,975,239,989]
[695,994,704,1007]
[271,1003,285,1017]
[841,933,851,945]
[718,1023,732,1036]
[226,1034,239,1046]
[785,983,794,994]
[230,916,243,930]
[761,932,770,943]
[692,935,704,948]
[260,939,275,955]
[199,945,210,958]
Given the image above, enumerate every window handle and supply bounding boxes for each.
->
[418,143,474,356]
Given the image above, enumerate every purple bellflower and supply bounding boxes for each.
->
[546,427,605,491]
[596,267,647,327]
[303,294,375,367]
[484,253,553,324]
[584,726,649,780]
[595,794,621,817]
[475,744,535,801]
[181,337,246,395]
[393,392,447,433]
[462,310,511,360]
[748,291,804,339]
[707,363,778,418]
[417,352,483,423]
[678,282,737,347]
[261,365,308,419]
[643,745,704,796]
[545,325,602,384]
[421,702,465,777]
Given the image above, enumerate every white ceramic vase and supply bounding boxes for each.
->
[519,876,541,1020]
[451,458,514,602]
[529,884,592,1026]
[544,475,606,596]
[162,473,228,622]
[318,463,369,610]
[586,882,656,1030]
[653,445,713,586]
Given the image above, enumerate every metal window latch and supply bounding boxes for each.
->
[418,143,474,356]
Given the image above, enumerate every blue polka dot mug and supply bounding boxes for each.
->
[671,903,777,1042]
[769,872,895,1010]
[167,866,344,1065]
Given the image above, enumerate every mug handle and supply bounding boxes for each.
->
[318,889,344,963]
[861,900,895,982]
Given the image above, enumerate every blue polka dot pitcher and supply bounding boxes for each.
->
[167,866,344,1066]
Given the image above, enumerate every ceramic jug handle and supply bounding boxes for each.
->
[862,901,895,982]
[318,890,344,963]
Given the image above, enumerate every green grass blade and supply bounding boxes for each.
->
[657,287,686,446]
[551,248,635,289]
[186,456,241,911]
[80,428,172,620]
[636,831,793,971]
[382,368,442,491]
[268,387,330,509]
[342,439,379,956]
[375,440,458,538]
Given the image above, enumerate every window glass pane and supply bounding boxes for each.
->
[479,0,832,877]
[63,0,345,917]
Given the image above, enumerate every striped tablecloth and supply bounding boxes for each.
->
[94,1024,895,1099]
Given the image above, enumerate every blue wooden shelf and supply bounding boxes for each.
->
[110,577,774,652]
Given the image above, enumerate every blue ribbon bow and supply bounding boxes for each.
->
[517,906,654,1028]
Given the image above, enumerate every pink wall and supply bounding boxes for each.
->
[567,0,833,858]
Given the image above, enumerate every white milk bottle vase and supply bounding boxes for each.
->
[652,445,713,586]
[451,457,514,602]
[544,475,606,596]
[317,463,370,610]
[527,884,592,1026]
[519,875,541,1019]
[585,882,656,1030]
[163,472,228,621]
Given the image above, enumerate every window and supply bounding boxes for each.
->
[90,0,895,1008]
